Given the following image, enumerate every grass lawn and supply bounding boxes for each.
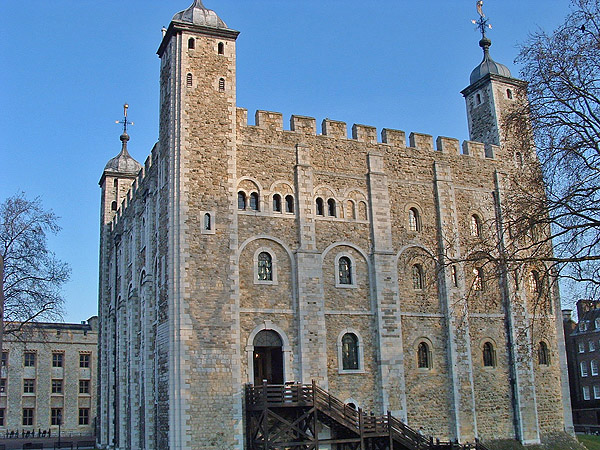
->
[579,434,600,450]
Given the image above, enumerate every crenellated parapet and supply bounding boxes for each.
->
[236,107,502,161]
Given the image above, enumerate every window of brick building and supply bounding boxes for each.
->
[23,379,35,394]
[341,333,359,371]
[79,380,90,394]
[582,361,589,377]
[79,353,90,368]
[412,264,424,290]
[417,342,432,369]
[52,352,64,368]
[24,352,36,367]
[51,408,62,426]
[272,194,282,212]
[409,208,421,232]
[338,257,353,285]
[249,192,259,211]
[0,409,4,426]
[257,252,273,282]
[483,342,496,367]
[327,198,336,217]
[595,385,600,399]
[580,342,586,353]
[538,341,551,366]
[316,197,324,216]
[591,341,597,352]
[1,351,7,367]
[0,378,6,393]
[593,360,599,376]
[238,191,247,210]
[51,379,63,394]
[79,408,90,425]
[470,214,482,237]
[22,408,34,426]
[584,386,591,401]
[285,195,294,214]
[473,268,484,291]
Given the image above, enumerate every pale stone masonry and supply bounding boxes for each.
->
[97,2,573,449]
[0,318,98,435]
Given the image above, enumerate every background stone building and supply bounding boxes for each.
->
[97,1,572,449]
[563,300,600,431]
[0,317,98,435]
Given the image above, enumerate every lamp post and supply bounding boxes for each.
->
[58,410,62,446]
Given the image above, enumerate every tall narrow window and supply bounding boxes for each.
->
[249,192,259,211]
[79,408,90,425]
[272,194,282,212]
[111,201,117,211]
[507,89,513,99]
[204,213,211,231]
[51,408,62,426]
[186,73,193,88]
[218,42,224,54]
[219,78,225,92]
[529,270,540,293]
[316,198,324,216]
[583,386,591,400]
[52,353,63,368]
[22,408,34,426]
[538,342,550,366]
[409,208,421,232]
[451,266,458,287]
[188,38,195,49]
[483,342,496,367]
[592,360,599,376]
[412,264,424,290]
[582,361,589,377]
[327,198,336,217]
[257,252,273,281]
[347,200,356,219]
[0,352,6,367]
[341,333,359,370]
[476,93,482,105]
[24,352,36,367]
[338,257,352,285]
[358,201,367,221]
[285,195,294,213]
[238,191,246,210]
[473,267,484,291]
[417,342,431,369]
[470,214,482,237]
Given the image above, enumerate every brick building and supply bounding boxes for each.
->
[97,2,573,449]
[0,317,98,436]
[563,300,600,430]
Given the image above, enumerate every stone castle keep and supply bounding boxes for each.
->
[97,2,573,449]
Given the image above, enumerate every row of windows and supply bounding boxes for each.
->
[188,38,225,55]
[579,318,600,332]
[2,352,91,369]
[582,385,600,401]
[408,209,483,238]
[186,73,226,91]
[2,407,90,427]
[2,379,90,395]
[581,360,600,377]
[578,340,600,353]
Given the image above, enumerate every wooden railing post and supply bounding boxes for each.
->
[359,408,365,450]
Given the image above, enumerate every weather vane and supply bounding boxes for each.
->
[471,1,493,38]
[115,103,134,134]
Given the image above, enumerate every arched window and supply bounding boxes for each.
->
[257,252,272,281]
[111,201,117,211]
[507,89,513,99]
[237,191,246,210]
[347,201,356,219]
[327,198,336,217]
[412,264,424,290]
[476,93,482,105]
[219,78,225,92]
[473,267,484,291]
[470,214,482,237]
[285,195,294,213]
[409,208,421,232]
[204,213,211,231]
[186,73,193,88]
[529,270,540,293]
[272,194,282,212]
[483,342,496,367]
[341,333,359,370]
[316,198,324,216]
[358,201,367,220]
[218,42,224,55]
[338,257,352,285]
[417,342,431,369]
[249,192,259,211]
[188,38,195,49]
[592,359,599,376]
[538,342,550,366]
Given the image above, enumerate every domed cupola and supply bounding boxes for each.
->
[172,0,228,29]
[104,131,142,175]
[469,36,512,84]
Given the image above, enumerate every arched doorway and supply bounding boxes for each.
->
[253,330,284,385]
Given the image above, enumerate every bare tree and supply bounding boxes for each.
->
[0,193,70,349]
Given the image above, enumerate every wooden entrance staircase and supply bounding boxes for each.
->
[245,382,490,450]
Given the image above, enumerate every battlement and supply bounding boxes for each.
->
[237,107,500,158]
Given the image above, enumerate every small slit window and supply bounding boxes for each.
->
[408,208,421,232]
[417,342,432,369]
[111,201,117,211]
[285,195,294,213]
[470,214,482,237]
[529,270,540,294]
[412,264,424,290]
[476,93,482,105]
[272,194,282,213]
[451,266,458,287]
[249,192,259,211]
[316,198,324,216]
[237,191,246,210]
[186,73,193,88]
[188,38,195,49]
[538,342,550,366]
[204,213,211,231]
[257,252,273,281]
[218,42,224,55]
[327,198,336,217]
[483,342,496,367]
[473,267,484,291]
[219,78,225,92]
[341,333,359,370]
[507,89,513,99]
[338,257,352,285]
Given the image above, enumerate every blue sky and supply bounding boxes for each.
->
[0,1,572,323]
